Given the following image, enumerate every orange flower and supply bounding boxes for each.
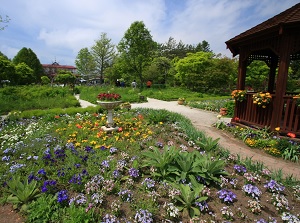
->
[55,115,60,119]
[287,132,296,138]
[76,124,82,129]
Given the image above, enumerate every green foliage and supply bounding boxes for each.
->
[6,176,40,212]
[223,100,235,117]
[12,47,44,83]
[168,151,199,183]
[175,51,214,91]
[0,85,80,114]
[0,55,15,84]
[91,32,115,82]
[194,153,228,185]
[246,60,269,91]
[55,70,76,86]
[27,194,62,222]
[145,109,171,124]
[282,145,300,162]
[15,62,34,85]
[195,137,220,152]
[142,146,179,179]
[189,98,231,113]
[63,203,99,223]
[41,76,51,85]
[75,47,96,77]
[173,183,207,219]
[118,21,156,87]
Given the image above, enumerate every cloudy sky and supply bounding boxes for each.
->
[1,0,299,66]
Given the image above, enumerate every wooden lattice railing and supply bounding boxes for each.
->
[233,93,300,135]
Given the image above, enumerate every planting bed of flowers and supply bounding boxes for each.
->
[0,108,299,222]
[214,119,300,163]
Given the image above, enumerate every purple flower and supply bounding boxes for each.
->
[141,178,155,189]
[100,146,107,150]
[112,170,120,178]
[109,147,118,154]
[217,189,237,204]
[41,180,57,192]
[234,164,247,174]
[38,169,46,175]
[57,190,68,203]
[242,184,262,199]
[84,146,94,153]
[134,209,153,222]
[69,174,82,185]
[118,189,133,202]
[2,156,10,162]
[74,163,81,168]
[128,168,139,178]
[102,160,110,168]
[264,179,285,193]
[195,201,209,212]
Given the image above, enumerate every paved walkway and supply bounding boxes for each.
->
[76,96,300,179]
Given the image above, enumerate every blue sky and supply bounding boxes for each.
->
[0,0,299,66]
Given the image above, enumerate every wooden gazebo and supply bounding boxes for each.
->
[226,3,300,137]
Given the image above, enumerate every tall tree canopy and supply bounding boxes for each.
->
[12,47,44,83]
[175,51,214,91]
[118,21,156,87]
[75,47,96,77]
[0,56,15,85]
[91,33,115,83]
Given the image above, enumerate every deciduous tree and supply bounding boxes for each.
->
[118,21,156,88]
[75,47,96,78]
[91,33,115,83]
[0,56,15,86]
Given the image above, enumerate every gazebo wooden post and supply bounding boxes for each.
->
[270,35,292,130]
[268,56,278,93]
[237,52,247,90]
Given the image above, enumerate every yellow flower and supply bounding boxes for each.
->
[275,127,280,131]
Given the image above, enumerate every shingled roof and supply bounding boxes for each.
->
[226,3,300,55]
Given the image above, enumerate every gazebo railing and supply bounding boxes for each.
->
[233,93,300,135]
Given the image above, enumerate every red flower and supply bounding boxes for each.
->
[118,127,123,132]
[76,124,82,129]
[97,92,121,101]
[55,115,60,119]
[287,132,296,138]
[233,117,240,122]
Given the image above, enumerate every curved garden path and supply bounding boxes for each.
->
[76,96,300,179]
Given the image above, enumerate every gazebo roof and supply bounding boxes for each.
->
[226,3,300,56]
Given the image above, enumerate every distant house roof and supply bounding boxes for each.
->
[42,61,76,69]
[226,3,300,56]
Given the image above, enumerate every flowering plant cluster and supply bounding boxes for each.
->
[231,90,247,102]
[217,189,237,204]
[264,179,285,193]
[97,92,121,101]
[242,184,262,199]
[252,92,272,108]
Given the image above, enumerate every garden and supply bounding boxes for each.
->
[0,86,300,222]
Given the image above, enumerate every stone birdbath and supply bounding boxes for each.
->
[97,92,122,131]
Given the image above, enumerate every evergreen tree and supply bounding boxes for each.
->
[12,47,44,83]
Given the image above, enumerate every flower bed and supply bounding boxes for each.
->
[0,110,299,222]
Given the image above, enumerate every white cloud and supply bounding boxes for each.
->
[1,0,299,64]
